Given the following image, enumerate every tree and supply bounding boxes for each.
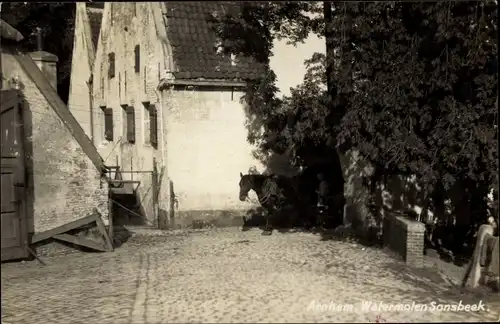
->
[214,1,498,236]
[211,2,342,166]
[1,3,75,103]
[334,2,497,228]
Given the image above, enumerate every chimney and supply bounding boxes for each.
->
[28,51,58,90]
[28,27,58,89]
[36,27,42,51]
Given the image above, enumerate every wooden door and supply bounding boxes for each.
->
[1,89,28,262]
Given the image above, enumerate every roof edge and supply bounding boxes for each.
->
[0,19,24,42]
[158,78,248,91]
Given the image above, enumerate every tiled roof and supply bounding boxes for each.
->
[163,2,265,81]
[86,8,103,51]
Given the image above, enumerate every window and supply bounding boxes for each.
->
[102,106,114,141]
[124,71,127,96]
[150,105,158,147]
[144,102,157,147]
[108,52,115,79]
[124,105,135,143]
[134,45,140,73]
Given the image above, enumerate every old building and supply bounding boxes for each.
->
[69,2,266,228]
[1,20,109,261]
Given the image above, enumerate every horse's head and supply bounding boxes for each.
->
[238,172,254,201]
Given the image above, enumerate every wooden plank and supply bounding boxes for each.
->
[27,246,45,266]
[31,214,97,244]
[108,198,114,249]
[95,213,113,252]
[52,234,107,252]
[109,180,141,184]
[0,89,21,111]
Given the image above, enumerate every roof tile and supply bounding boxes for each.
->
[164,2,265,82]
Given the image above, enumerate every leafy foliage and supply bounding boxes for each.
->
[1,3,75,102]
[212,2,336,167]
[213,1,498,224]
[336,2,498,193]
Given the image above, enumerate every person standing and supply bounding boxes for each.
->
[317,173,329,207]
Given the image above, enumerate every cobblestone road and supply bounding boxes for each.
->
[2,227,499,323]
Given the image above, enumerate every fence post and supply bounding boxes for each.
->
[169,180,175,229]
[108,191,114,247]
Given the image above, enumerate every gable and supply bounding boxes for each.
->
[86,7,103,53]
[162,2,265,81]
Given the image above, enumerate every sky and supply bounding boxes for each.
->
[269,33,325,98]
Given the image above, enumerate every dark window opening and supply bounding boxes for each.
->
[110,4,114,26]
[134,45,140,73]
[125,105,135,143]
[148,103,158,147]
[102,106,114,141]
[108,52,115,79]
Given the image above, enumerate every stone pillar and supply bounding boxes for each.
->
[28,51,58,89]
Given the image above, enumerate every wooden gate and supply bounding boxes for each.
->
[1,89,29,262]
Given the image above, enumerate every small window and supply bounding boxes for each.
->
[110,3,115,26]
[124,71,127,96]
[149,104,158,147]
[108,52,115,79]
[102,107,114,141]
[126,106,135,143]
[134,45,140,73]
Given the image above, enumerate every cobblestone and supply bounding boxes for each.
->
[2,227,499,323]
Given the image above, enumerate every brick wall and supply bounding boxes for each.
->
[383,212,425,267]
[1,51,109,236]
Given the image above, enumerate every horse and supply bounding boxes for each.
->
[239,172,292,235]
[239,172,315,234]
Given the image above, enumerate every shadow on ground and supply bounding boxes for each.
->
[241,206,383,248]
[383,260,500,308]
[111,225,133,248]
